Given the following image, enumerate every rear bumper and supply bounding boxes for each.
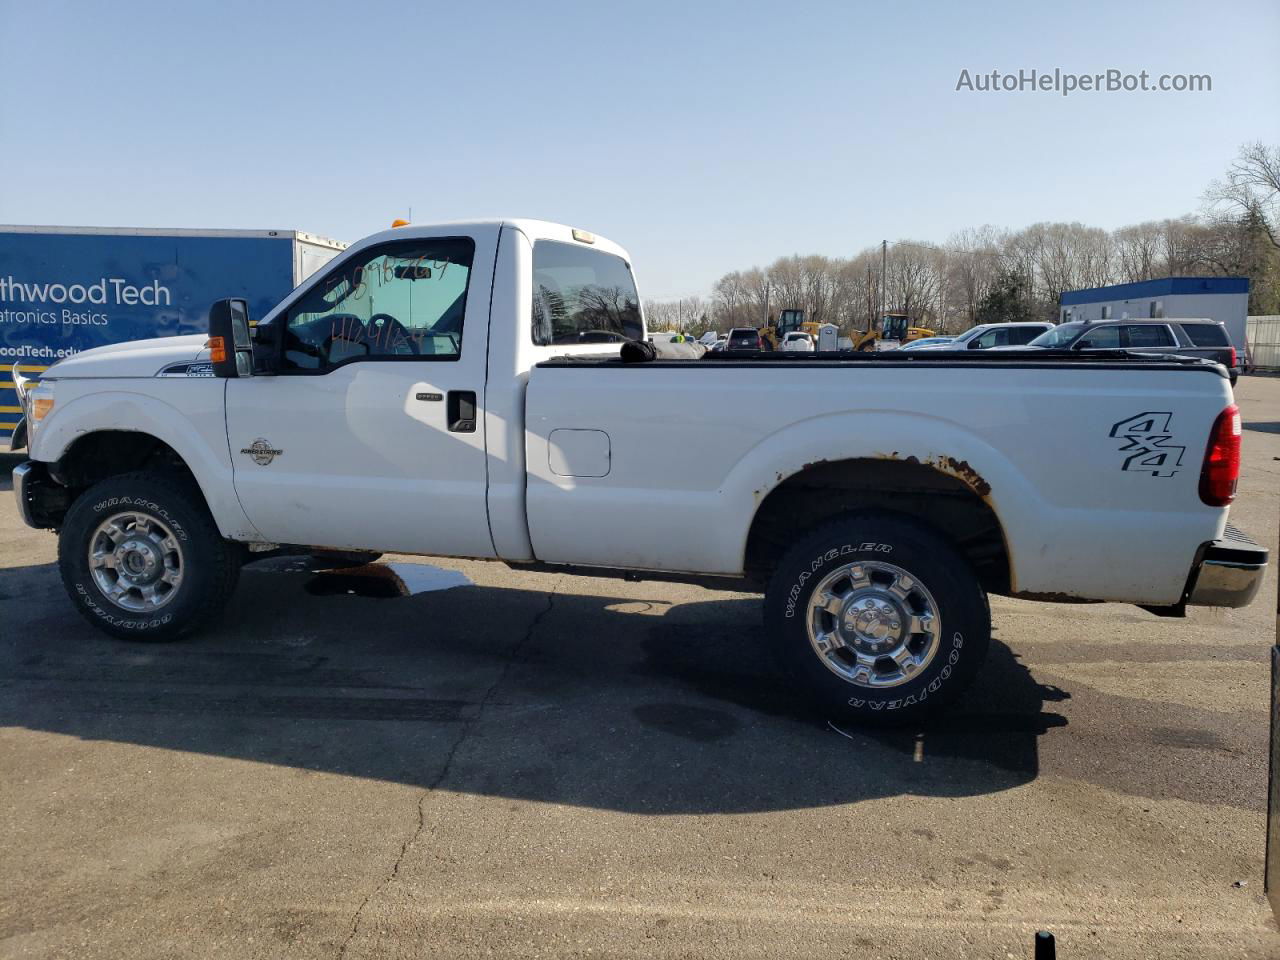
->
[1187,524,1269,608]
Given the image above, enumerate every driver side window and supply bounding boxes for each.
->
[281,237,474,371]
[974,328,1008,349]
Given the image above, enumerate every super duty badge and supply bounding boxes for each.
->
[241,438,283,466]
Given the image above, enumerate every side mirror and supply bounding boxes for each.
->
[1072,339,1092,351]
[968,339,983,350]
[208,299,253,378]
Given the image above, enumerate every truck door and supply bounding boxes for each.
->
[224,228,497,558]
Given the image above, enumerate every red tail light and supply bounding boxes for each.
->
[1228,346,1237,368]
[1199,404,1241,506]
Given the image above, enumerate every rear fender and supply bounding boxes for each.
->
[720,410,1041,587]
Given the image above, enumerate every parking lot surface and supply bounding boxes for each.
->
[2,377,1278,959]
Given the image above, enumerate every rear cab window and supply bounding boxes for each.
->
[532,241,643,345]
[1179,323,1230,347]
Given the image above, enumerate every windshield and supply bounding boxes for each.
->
[951,326,986,345]
[882,315,908,339]
[777,311,804,336]
[1028,323,1084,348]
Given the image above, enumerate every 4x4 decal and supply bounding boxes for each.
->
[1109,412,1184,477]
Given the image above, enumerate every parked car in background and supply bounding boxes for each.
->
[726,327,763,351]
[899,336,955,351]
[782,331,815,352]
[1011,319,1240,385]
[709,337,728,352]
[915,322,1052,351]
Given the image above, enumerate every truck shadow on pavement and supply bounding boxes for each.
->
[1243,420,1280,434]
[1,558,1071,814]
[0,453,18,491]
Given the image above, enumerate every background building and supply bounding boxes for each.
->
[1059,277,1250,354]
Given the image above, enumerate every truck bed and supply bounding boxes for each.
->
[523,349,1233,603]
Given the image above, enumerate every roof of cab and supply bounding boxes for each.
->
[350,218,631,262]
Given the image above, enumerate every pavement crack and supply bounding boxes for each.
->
[335,580,559,959]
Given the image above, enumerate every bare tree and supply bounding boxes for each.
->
[885,242,945,326]
[1205,141,1280,249]
[944,227,1003,327]
[1114,222,1163,282]
[766,256,805,317]
[698,145,1280,328]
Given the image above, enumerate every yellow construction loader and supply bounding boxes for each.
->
[759,308,824,351]
[849,312,936,351]
[762,310,935,352]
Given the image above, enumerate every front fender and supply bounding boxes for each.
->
[30,383,260,541]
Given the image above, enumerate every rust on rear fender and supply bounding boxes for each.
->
[933,456,993,499]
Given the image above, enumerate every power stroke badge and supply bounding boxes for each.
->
[241,438,284,466]
[1109,412,1184,477]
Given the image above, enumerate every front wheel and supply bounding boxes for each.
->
[763,514,990,723]
[58,472,241,641]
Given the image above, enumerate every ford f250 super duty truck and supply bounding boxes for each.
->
[8,220,1269,722]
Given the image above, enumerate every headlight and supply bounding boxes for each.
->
[29,383,54,422]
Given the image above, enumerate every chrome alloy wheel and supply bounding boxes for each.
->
[805,560,941,688]
[87,511,184,612]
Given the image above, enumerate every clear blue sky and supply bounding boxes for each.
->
[1,0,1277,298]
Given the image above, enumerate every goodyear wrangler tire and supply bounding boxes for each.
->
[764,513,990,723]
[58,472,241,641]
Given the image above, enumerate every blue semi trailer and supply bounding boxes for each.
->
[0,226,345,448]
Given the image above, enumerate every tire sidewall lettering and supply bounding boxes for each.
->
[846,630,966,709]
[74,582,173,630]
[91,496,189,541]
[784,542,894,619]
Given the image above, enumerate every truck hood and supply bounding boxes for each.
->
[42,334,212,379]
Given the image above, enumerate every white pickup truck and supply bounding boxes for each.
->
[9,219,1268,722]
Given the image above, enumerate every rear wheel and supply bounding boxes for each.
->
[763,514,990,723]
[58,472,241,641]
